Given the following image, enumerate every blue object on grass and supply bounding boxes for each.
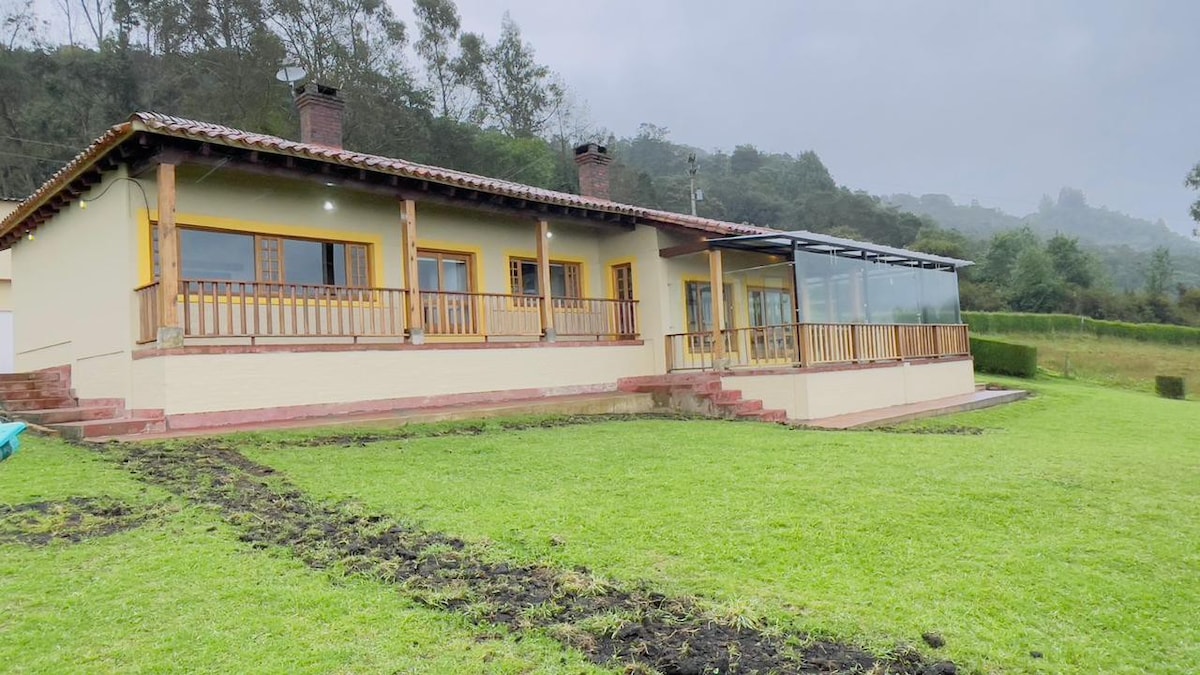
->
[0,421,27,461]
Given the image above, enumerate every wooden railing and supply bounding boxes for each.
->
[135,282,160,344]
[175,280,407,340]
[666,323,970,372]
[419,290,541,337]
[137,281,640,343]
[552,297,640,338]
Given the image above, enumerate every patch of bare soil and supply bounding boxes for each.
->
[874,425,985,436]
[0,496,159,546]
[278,413,706,448]
[100,440,956,675]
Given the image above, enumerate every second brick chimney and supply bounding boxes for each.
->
[295,83,345,149]
[574,142,612,201]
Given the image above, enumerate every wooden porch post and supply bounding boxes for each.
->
[401,199,425,344]
[537,219,556,342]
[155,162,183,348]
[709,248,725,367]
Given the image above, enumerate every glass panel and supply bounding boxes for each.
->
[518,261,538,295]
[328,243,346,285]
[687,283,713,332]
[442,259,469,292]
[284,239,324,285]
[920,268,961,323]
[795,249,961,325]
[418,258,439,290]
[550,265,568,298]
[284,240,348,286]
[180,229,255,281]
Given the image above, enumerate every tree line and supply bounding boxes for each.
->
[3,0,1199,326]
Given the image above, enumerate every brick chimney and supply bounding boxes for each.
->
[294,83,345,149]
[574,142,612,200]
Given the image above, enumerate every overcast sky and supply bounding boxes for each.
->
[395,0,1200,234]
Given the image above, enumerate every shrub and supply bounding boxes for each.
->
[1155,376,1186,400]
[970,337,1039,378]
[963,311,1200,347]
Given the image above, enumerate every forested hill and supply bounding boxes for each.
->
[886,190,1200,255]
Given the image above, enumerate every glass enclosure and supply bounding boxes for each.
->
[793,249,960,325]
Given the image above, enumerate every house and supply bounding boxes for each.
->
[0,198,17,374]
[0,84,975,437]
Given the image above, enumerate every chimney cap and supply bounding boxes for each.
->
[294,82,341,99]
[573,142,611,165]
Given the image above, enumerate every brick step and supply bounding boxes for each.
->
[2,396,77,412]
[51,417,167,441]
[20,406,122,425]
[0,380,41,394]
[739,408,789,423]
[0,387,72,402]
[727,399,763,415]
[708,389,743,404]
[618,374,719,390]
[0,371,64,384]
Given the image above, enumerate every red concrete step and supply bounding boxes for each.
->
[689,379,723,394]
[52,417,166,441]
[2,396,77,412]
[0,380,41,394]
[740,409,788,423]
[0,371,63,384]
[729,399,764,415]
[709,389,743,404]
[0,387,72,402]
[20,406,121,425]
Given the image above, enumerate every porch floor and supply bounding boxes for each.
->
[92,391,654,442]
[801,386,1028,430]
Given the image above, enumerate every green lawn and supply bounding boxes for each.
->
[246,378,1200,674]
[979,331,1200,397]
[0,439,603,674]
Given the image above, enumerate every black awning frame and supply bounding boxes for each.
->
[708,231,973,271]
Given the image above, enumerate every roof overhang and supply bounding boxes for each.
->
[708,231,973,271]
[0,112,775,250]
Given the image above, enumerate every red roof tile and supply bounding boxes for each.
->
[0,112,777,244]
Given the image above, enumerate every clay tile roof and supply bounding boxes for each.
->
[131,112,776,237]
[0,112,779,246]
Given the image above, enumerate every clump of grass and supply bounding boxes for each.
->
[554,569,616,599]
[577,610,641,639]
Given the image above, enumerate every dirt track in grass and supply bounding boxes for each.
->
[97,438,957,675]
[0,496,161,546]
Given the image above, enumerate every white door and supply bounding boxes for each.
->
[0,311,12,373]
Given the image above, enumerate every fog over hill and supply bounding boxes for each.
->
[886,189,1200,255]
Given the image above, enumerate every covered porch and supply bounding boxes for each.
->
[664,231,972,372]
[136,165,640,348]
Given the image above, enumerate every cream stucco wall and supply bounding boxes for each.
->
[1,201,17,310]
[131,343,658,416]
[144,169,651,303]
[731,358,976,421]
[11,170,139,399]
[658,228,792,336]
[11,164,669,410]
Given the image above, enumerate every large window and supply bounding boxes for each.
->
[154,225,370,288]
[417,249,473,292]
[509,258,582,298]
[685,280,736,353]
[417,249,476,334]
[747,287,794,326]
[795,251,960,325]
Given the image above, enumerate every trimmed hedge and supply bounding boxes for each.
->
[1155,376,1186,400]
[970,336,1039,378]
[963,311,1200,347]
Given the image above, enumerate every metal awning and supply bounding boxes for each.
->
[708,231,973,271]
